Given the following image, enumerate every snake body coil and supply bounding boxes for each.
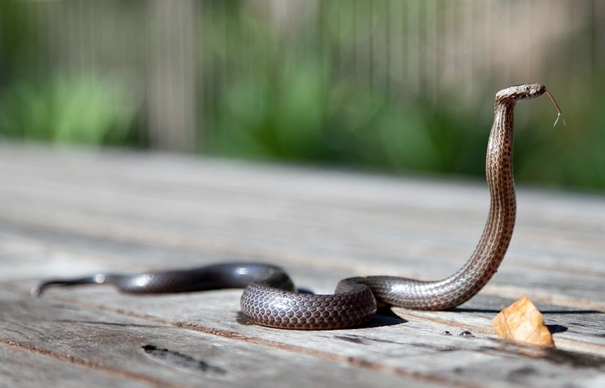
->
[34,84,555,330]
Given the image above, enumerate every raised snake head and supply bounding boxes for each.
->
[495,83,547,104]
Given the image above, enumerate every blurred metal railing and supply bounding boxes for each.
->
[0,0,601,152]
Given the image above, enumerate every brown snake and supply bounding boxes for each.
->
[34,84,563,330]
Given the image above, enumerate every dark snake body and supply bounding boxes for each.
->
[33,84,551,330]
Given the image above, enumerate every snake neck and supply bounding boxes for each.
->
[359,99,520,310]
[443,99,518,304]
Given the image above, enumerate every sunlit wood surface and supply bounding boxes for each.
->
[1,144,604,388]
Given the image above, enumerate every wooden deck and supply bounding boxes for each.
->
[1,144,604,388]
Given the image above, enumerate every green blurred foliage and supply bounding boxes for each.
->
[0,75,139,145]
[199,2,605,192]
[0,1,140,147]
[0,0,604,193]
[201,4,448,172]
[0,0,39,77]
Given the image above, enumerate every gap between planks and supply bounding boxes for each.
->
[0,337,180,388]
[1,291,480,388]
[391,309,605,357]
[23,288,605,361]
[3,209,604,316]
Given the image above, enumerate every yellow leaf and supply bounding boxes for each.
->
[492,295,555,348]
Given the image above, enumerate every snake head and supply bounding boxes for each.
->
[496,83,546,103]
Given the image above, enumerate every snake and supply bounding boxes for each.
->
[33,83,563,330]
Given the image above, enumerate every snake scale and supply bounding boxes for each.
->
[33,84,563,330]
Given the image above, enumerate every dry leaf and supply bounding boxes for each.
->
[492,295,555,348]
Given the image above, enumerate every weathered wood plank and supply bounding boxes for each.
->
[0,222,603,355]
[3,284,604,388]
[1,145,605,387]
[0,290,444,388]
[0,343,157,388]
[0,156,603,308]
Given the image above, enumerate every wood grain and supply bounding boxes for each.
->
[1,144,604,387]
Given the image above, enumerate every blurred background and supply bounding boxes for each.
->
[0,0,603,192]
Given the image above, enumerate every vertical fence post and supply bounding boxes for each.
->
[147,0,197,153]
